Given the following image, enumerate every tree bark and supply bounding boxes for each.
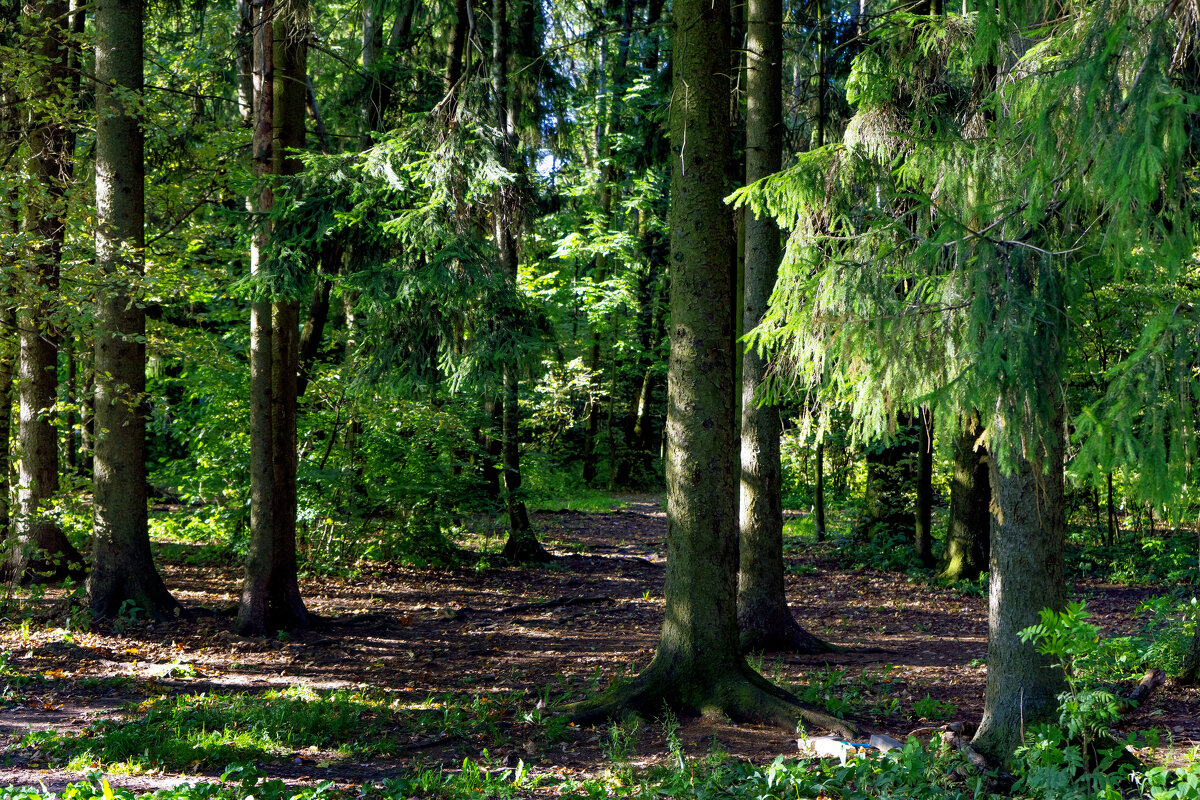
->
[9,0,85,585]
[736,0,830,655]
[0,316,14,549]
[88,0,182,619]
[237,0,312,634]
[814,442,826,540]
[565,0,852,736]
[492,0,548,563]
[914,407,936,568]
[941,413,990,582]
[235,0,254,125]
[971,410,1067,764]
[359,0,383,148]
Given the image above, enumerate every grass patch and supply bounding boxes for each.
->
[17,687,520,773]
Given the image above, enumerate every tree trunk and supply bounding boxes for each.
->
[914,407,936,568]
[859,422,917,540]
[814,442,826,541]
[736,0,830,655]
[237,0,312,634]
[1105,472,1117,546]
[235,0,254,125]
[0,312,13,547]
[359,0,383,148]
[565,0,852,736]
[942,414,990,582]
[444,0,469,96]
[88,0,181,619]
[9,0,85,585]
[0,64,17,547]
[971,412,1067,764]
[492,0,548,563]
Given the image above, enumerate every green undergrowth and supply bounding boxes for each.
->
[1066,531,1197,586]
[8,737,1200,800]
[16,686,521,774]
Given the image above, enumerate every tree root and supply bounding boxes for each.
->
[740,616,842,655]
[564,658,861,739]
[500,531,554,564]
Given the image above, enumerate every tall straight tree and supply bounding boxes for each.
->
[736,0,830,654]
[8,0,85,584]
[88,0,181,618]
[567,0,851,734]
[0,28,20,550]
[492,0,549,563]
[237,0,311,634]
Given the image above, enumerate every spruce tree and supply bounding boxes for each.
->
[734,0,1198,764]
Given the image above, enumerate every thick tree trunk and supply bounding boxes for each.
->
[88,0,181,619]
[914,407,936,568]
[971,413,1067,764]
[566,0,851,736]
[237,0,312,634]
[942,414,990,582]
[736,0,830,655]
[444,0,469,95]
[9,0,85,585]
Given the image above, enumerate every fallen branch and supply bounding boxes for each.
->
[1120,668,1166,711]
[905,720,976,740]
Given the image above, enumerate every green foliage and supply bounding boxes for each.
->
[911,695,958,722]
[731,0,1200,486]
[18,687,516,772]
[1067,532,1199,586]
[1136,595,1199,677]
[1019,603,1128,757]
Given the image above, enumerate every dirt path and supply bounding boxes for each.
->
[1,497,1196,792]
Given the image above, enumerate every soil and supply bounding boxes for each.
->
[1,495,1197,794]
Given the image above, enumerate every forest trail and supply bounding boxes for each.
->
[1,499,1196,793]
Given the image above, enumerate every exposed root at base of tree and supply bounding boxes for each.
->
[89,579,187,623]
[740,620,842,655]
[500,533,554,564]
[563,659,860,739]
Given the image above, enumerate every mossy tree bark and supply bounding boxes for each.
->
[9,0,85,585]
[941,413,990,582]
[87,0,182,619]
[970,408,1067,764]
[237,0,312,634]
[567,0,852,736]
[737,0,831,655]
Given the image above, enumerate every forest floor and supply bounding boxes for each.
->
[1,495,1198,794]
